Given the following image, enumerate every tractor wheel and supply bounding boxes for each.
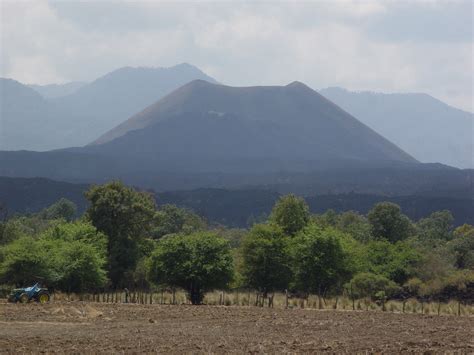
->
[37,291,50,304]
[19,293,29,304]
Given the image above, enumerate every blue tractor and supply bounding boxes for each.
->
[8,283,50,304]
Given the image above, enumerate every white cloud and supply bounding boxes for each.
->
[0,0,472,111]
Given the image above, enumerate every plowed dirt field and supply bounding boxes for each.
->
[1,301,473,353]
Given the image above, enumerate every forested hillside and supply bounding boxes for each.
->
[1,177,472,227]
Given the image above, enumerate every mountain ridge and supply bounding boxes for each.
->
[0,64,218,151]
[320,87,474,168]
[89,79,416,167]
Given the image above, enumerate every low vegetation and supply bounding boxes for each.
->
[1,181,473,308]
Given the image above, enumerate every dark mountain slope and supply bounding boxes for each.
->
[0,177,471,227]
[90,80,416,168]
[0,176,89,215]
[320,87,474,168]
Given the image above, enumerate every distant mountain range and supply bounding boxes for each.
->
[1,63,472,169]
[320,87,473,169]
[0,63,217,151]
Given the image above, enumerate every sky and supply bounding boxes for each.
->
[1,0,472,112]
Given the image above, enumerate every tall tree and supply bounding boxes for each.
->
[270,194,310,236]
[240,224,292,298]
[148,232,233,304]
[417,210,454,242]
[448,224,474,269]
[85,181,155,287]
[368,202,413,243]
[290,225,349,306]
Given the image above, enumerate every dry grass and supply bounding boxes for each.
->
[43,290,474,316]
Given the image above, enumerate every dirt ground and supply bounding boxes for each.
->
[0,301,473,353]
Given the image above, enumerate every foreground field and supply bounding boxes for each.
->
[1,301,473,353]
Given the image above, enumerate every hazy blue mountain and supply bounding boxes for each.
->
[90,80,416,168]
[320,87,474,168]
[0,78,60,151]
[0,63,217,151]
[29,81,87,99]
[52,63,218,142]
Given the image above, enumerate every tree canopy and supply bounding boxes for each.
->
[270,194,310,236]
[85,181,155,286]
[368,202,413,243]
[148,232,233,304]
[240,224,292,296]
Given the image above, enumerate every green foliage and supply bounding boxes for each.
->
[368,202,413,243]
[0,222,108,292]
[38,198,77,221]
[148,232,234,304]
[39,221,107,257]
[417,210,454,243]
[39,238,107,292]
[347,272,400,300]
[85,181,156,286]
[0,220,27,245]
[364,240,421,284]
[152,204,206,239]
[270,194,310,236]
[213,227,248,249]
[0,236,52,285]
[240,224,292,294]
[290,225,349,295]
[448,224,474,269]
[336,211,373,243]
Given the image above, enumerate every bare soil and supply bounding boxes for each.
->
[1,301,473,353]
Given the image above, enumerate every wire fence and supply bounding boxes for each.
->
[28,289,473,317]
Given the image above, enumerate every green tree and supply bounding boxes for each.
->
[448,224,474,269]
[40,238,107,293]
[40,221,107,256]
[39,198,77,221]
[240,224,292,297]
[417,210,454,243]
[365,240,421,284]
[85,181,156,287]
[152,205,206,239]
[347,272,400,302]
[0,220,109,292]
[148,232,233,304]
[270,194,310,236]
[368,202,413,243]
[336,211,373,243]
[0,236,51,286]
[290,225,349,306]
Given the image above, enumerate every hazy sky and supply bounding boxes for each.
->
[1,0,472,111]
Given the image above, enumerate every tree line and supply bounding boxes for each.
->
[0,181,473,305]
